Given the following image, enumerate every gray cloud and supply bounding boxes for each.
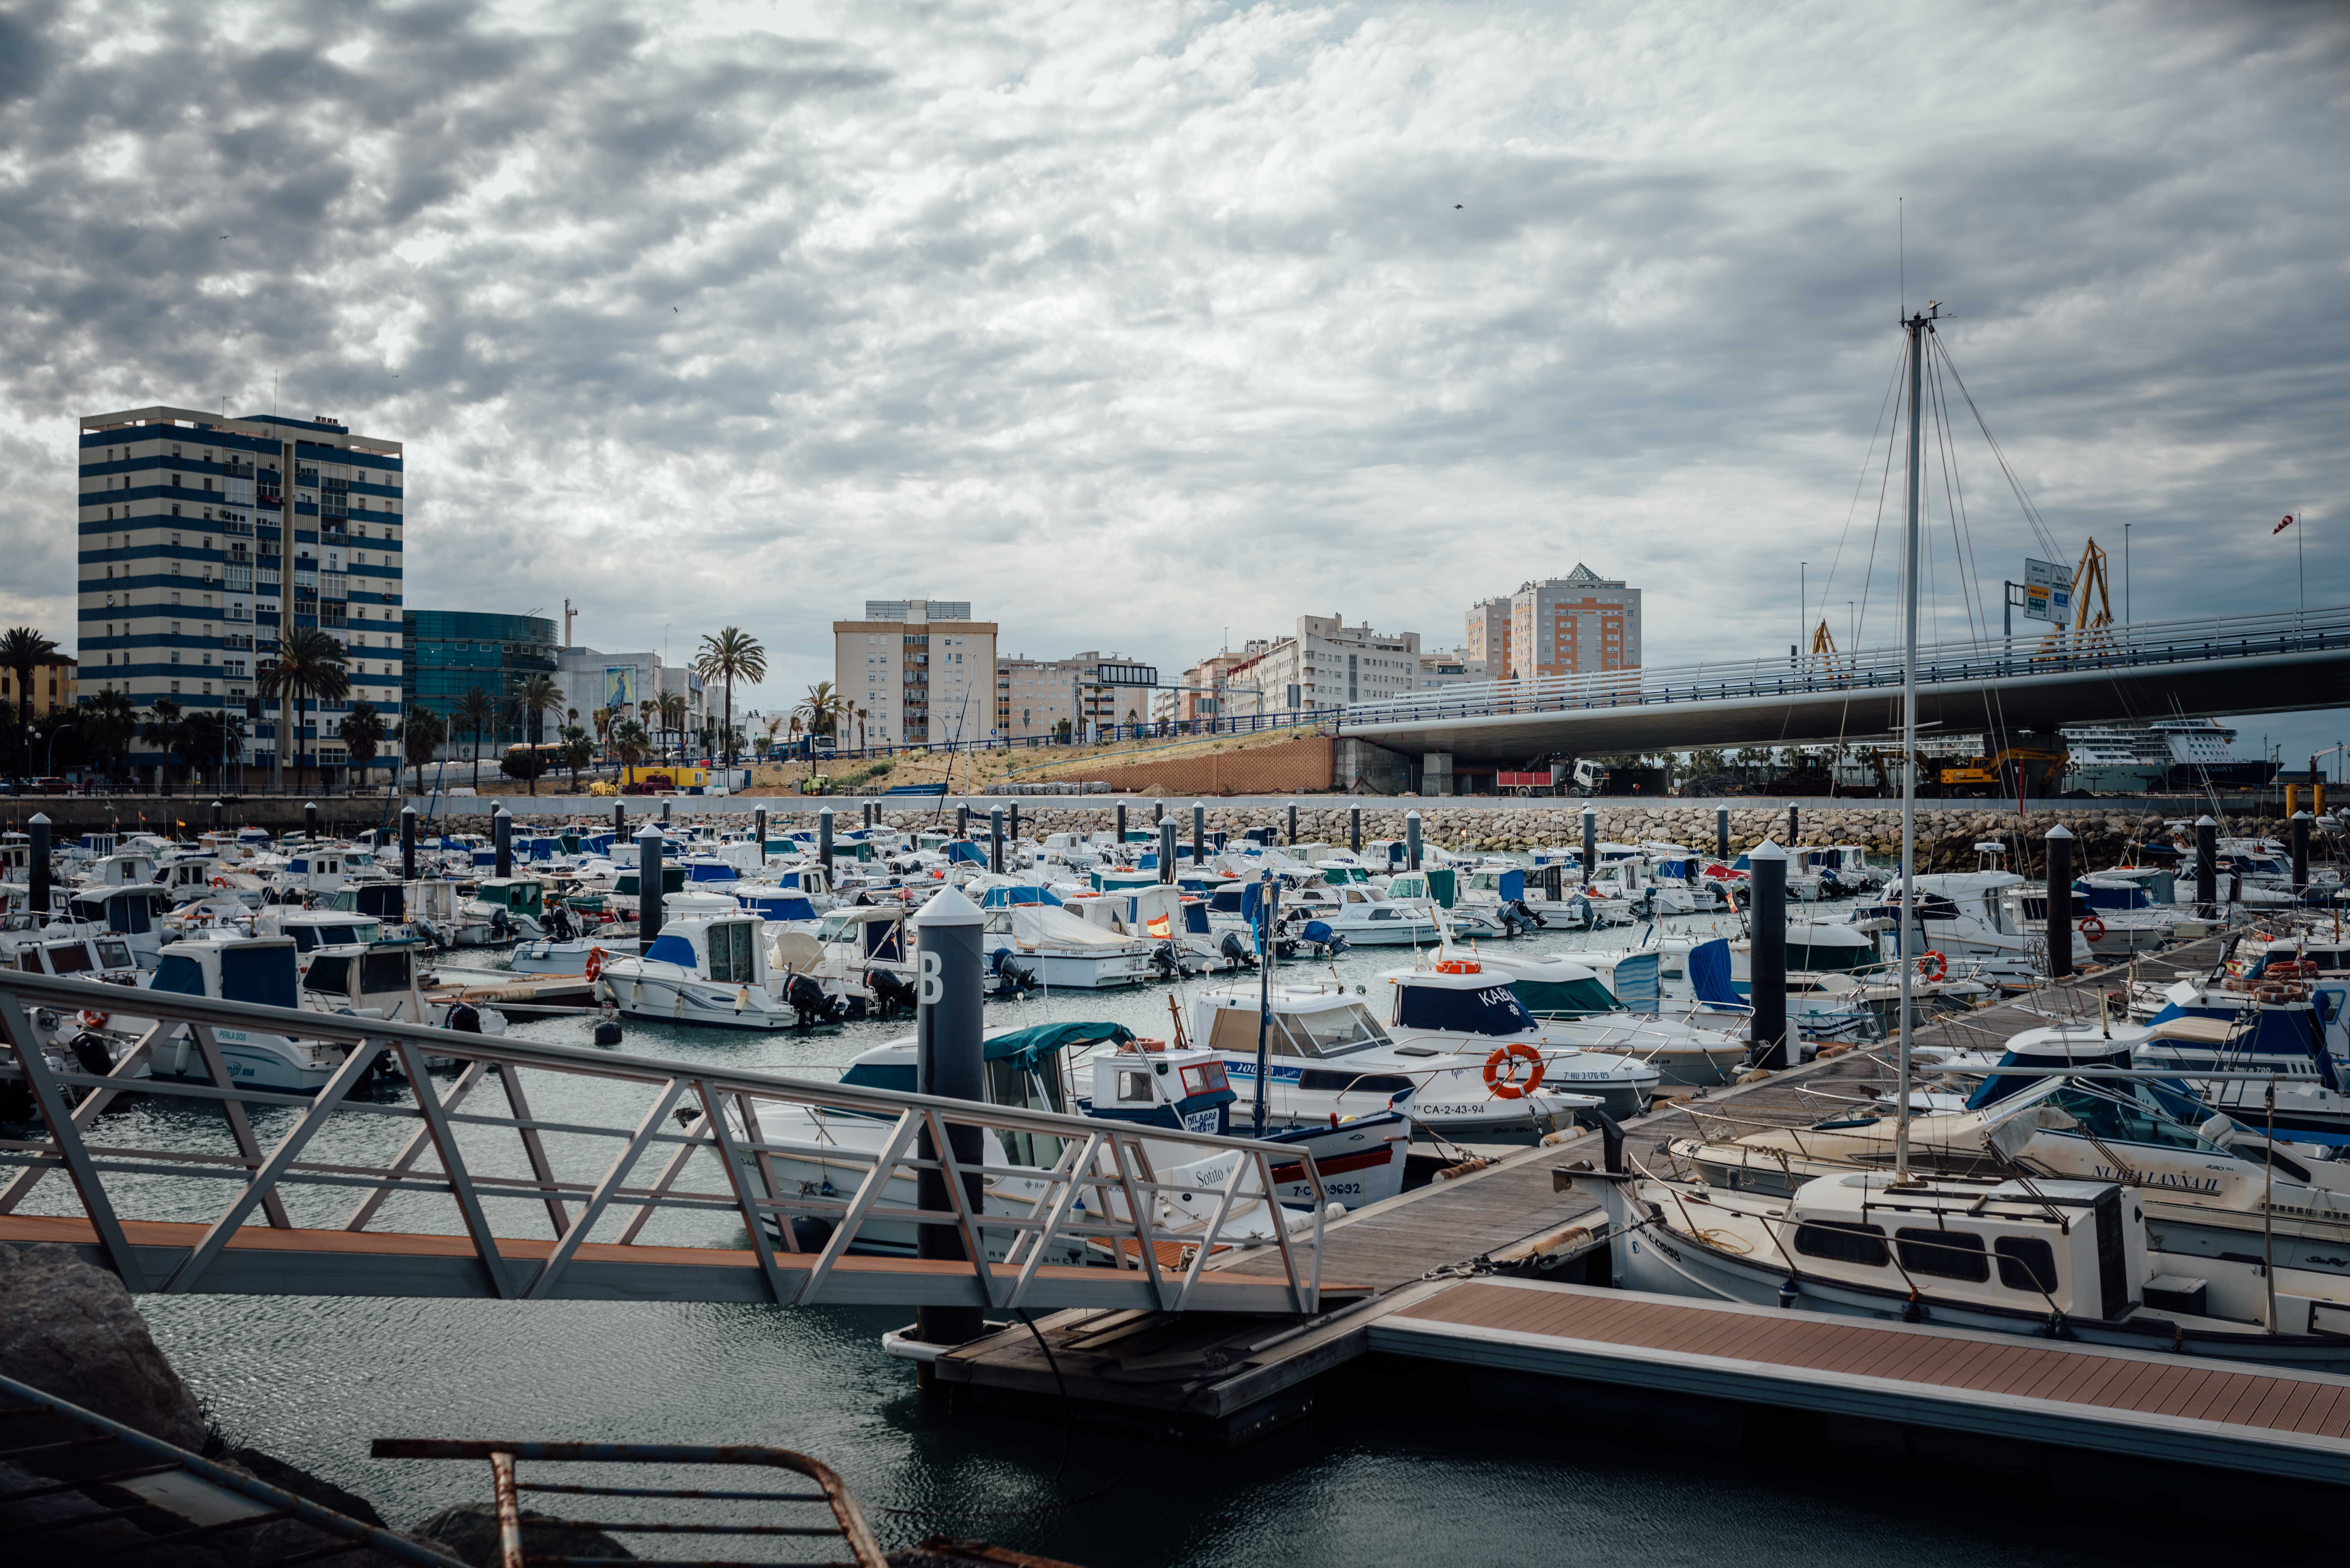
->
[1,0,2345,756]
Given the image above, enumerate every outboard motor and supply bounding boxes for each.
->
[69,1032,113,1081]
[489,907,512,940]
[1149,943,1182,978]
[445,1002,484,1034]
[1298,919,1348,956]
[787,973,843,1028]
[1511,898,1546,930]
[991,950,1041,994]
[1218,930,1259,971]
[868,966,917,1021]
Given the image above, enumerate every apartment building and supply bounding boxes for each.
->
[833,599,997,747]
[1493,565,1641,679]
[78,406,404,780]
[0,653,77,718]
[1173,647,1268,721]
[996,650,1146,739]
[1415,647,1486,690]
[1252,614,1423,712]
[1465,596,1511,678]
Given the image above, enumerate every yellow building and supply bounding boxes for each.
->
[0,653,77,717]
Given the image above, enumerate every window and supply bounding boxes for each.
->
[1895,1227,1990,1282]
[1116,1069,1154,1103]
[1995,1237,2059,1294]
[1793,1220,1888,1266]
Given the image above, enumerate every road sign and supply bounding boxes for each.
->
[1095,662,1158,687]
[2022,558,2071,624]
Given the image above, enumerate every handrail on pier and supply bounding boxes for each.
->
[0,969,1328,1314]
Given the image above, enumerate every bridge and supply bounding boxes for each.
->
[0,970,1339,1315]
[1336,605,2350,768]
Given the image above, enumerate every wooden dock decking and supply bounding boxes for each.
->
[930,938,2247,1449]
[1377,1277,2350,1486]
[0,1213,1363,1314]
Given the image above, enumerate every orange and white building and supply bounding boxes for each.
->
[1477,566,1641,680]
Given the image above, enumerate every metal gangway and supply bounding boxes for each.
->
[0,970,1341,1315]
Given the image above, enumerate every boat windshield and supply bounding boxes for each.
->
[1276,1002,1389,1059]
[2049,1084,2226,1153]
[988,1058,1069,1168]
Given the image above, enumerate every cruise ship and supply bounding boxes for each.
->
[2058,719,2272,794]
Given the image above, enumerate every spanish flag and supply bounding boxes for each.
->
[1146,913,1172,938]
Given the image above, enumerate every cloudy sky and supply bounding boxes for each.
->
[4,0,2346,760]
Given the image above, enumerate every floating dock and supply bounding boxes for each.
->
[928,935,2341,1490]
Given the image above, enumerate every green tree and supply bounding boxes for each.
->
[694,627,767,771]
[337,701,387,790]
[139,697,188,788]
[79,688,138,782]
[0,626,58,733]
[793,681,846,742]
[397,709,448,796]
[456,685,499,794]
[183,709,248,792]
[609,718,651,772]
[558,724,594,792]
[259,627,351,793]
[509,674,563,794]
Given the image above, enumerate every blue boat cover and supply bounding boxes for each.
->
[644,933,698,967]
[1687,939,1740,1009]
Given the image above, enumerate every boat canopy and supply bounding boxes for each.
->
[1688,938,1741,1010]
[986,1021,1135,1075]
[978,882,1063,908]
[1508,969,1625,1018]
[1393,974,1537,1036]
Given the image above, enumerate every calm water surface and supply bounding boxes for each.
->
[116,912,2202,1564]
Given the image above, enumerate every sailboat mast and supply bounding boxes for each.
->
[1896,304,1934,1183]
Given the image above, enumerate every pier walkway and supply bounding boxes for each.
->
[931,938,2269,1454]
[0,970,1341,1315]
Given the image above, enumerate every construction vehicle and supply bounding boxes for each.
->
[1934,741,2067,798]
[798,773,836,796]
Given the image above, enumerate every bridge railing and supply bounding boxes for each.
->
[0,969,1327,1313]
[1338,604,2350,729]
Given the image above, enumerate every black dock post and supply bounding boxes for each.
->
[1749,839,1788,1069]
[913,885,988,1379]
[2196,815,2217,920]
[401,805,418,881]
[2045,824,2074,978]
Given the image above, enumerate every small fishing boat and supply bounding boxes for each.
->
[593,909,796,1030]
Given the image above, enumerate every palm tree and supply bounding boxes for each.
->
[694,627,766,772]
[259,627,350,793]
[80,687,138,784]
[609,718,651,773]
[793,681,847,744]
[510,674,563,794]
[558,723,593,792]
[656,690,687,758]
[139,697,187,789]
[397,709,447,796]
[0,626,58,734]
[591,705,614,748]
[183,709,248,792]
[337,701,387,791]
[455,685,499,793]
[855,704,868,752]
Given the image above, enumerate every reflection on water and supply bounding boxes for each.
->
[106,912,2194,1563]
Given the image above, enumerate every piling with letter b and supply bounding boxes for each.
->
[1747,839,1788,1069]
[2045,824,2074,978]
[913,885,988,1375]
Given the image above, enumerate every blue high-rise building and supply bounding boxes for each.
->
[78,407,405,784]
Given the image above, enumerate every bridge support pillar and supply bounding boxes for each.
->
[1749,839,1788,1069]
[1420,752,1453,796]
[913,885,988,1379]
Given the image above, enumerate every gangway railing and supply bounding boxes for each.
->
[0,970,1331,1314]
[1339,604,2350,729]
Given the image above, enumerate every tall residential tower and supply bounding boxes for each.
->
[79,407,405,783]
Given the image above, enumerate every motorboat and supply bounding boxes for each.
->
[1461,947,1750,1088]
[1189,978,1603,1145]
[144,936,384,1094]
[1376,962,1665,1118]
[592,909,797,1030]
[462,877,549,941]
[55,885,177,968]
[983,900,1157,989]
[300,938,506,1035]
[733,1022,1318,1260]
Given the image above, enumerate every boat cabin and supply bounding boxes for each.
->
[7,934,139,978]
[82,849,161,888]
[1779,1170,2143,1323]
[62,886,175,961]
[300,941,429,1023]
[152,936,302,1010]
[327,883,409,923]
[816,906,909,962]
[470,879,545,921]
[269,909,386,954]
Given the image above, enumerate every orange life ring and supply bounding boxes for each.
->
[78,1010,109,1030]
[210,876,229,888]
[1483,1043,1545,1099]
[1916,950,1947,982]
[1436,958,1482,975]
[584,946,607,982]
[2078,916,2106,943]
